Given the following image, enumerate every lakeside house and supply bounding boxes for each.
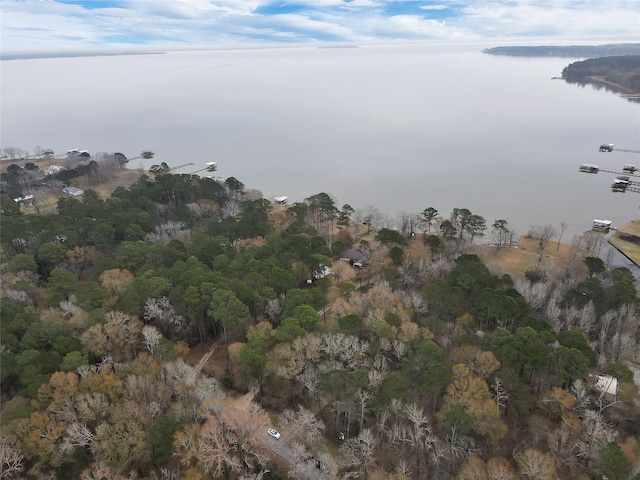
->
[593,375,618,402]
[313,266,333,280]
[340,246,368,268]
[13,195,34,204]
[62,186,84,197]
[45,165,63,176]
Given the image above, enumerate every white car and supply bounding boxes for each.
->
[268,428,280,439]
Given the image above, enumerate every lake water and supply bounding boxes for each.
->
[2,43,639,240]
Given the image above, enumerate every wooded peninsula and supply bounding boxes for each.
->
[562,55,640,100]
[484,44,640,101]
[482,44,640,57]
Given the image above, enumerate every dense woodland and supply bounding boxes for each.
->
[482,44,640,101]
[561,55,640,98]
[1,156,640,480]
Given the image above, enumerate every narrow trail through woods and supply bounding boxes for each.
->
[186,340,219,385]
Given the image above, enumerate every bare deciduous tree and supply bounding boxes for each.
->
[490,219,514,252]
[529,225,556,269]
[581,230,606,257]
[187,200,222,220]
[142,325,162,355]
[99,268,134,293]
[397,211,417,239]
[175,402,270,479]
[397,259,421,290]
[355,389,370,433]
[578,301,597,336]
[75,392,110,425]
[0,440,24,479]
[359,205,385,233]
[514,448,558,480]
[546,425,580,474]
[516,279,550,312]
[61,422,94,453]
[151,468,182,480]
[88,152,119,183]
[280,405,326,447]
[144,297,189,341]
[91,420,147,468]
[2,147,26,160]
[556,222,567,251]
[240,189,261,201]
[163,359,196,387]
[3,289,31,307]
[597,304,637,362]
[609,331,635,363]
[80,461,129,480]
[144,221,189,245]
[341,428,377,480]
[371,351,390,374]
[575,408,616,465]
[80,311,142,362]
[571,380,590,414]
[298,368,321,407]
[492,378,510,414]
[456,456,488,480]
[320,332,370,371]
[124,373,172,416]
[544,292,564,332]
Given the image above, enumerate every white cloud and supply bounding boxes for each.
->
[420,5,449,10]
[459,0,640,40]
[274,0,346,7]
[367,14,469,40]
[345,0,378,7]
[128,0,262,17]
[256,12,365,41]
[1,0,638,53]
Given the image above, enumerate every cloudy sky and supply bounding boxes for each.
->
[2,0,639,53]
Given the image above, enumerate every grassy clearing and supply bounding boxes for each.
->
[84,168,145,198]
[479,236,580,277]
[609,220,640,267]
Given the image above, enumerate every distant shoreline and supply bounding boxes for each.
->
[317,45,358,49]
[3,44,366,61]
[0,51,166,61]
[483,43,640,58]
[561,56,640,101]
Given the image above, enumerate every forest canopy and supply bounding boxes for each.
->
[1,158,639,479]
[561,55,640,97]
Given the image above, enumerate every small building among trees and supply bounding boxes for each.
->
[594,374,618,402]
[61,186,84,197]
[340,246,367,267]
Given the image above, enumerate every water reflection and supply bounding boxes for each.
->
[1,45,639,239]
[563,78,640,103]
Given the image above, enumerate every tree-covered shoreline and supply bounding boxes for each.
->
[483,44,640,102]
[561,55,640,100]
[483,44,640,58]
[1,155,639,479]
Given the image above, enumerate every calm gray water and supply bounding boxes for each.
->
[2,43,639,239]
